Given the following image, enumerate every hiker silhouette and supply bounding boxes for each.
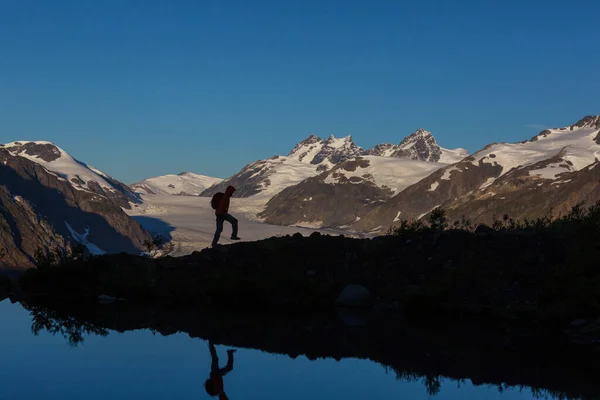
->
[204,340,236,400]
[211,185,240,247]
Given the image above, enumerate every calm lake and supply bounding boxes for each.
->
[0,299,577,399]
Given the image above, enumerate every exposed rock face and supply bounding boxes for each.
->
[259,156,446,228]
[390,128,443,162]
[0,148,152,269]
[354,157,504,232]
[363,129,468,163]
[1,142,141,209]
[5,142,62,162]
[363,143,395,156]
[442,159,600,225]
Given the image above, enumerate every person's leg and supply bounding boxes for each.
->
[212,216,224,247]
[223,214,239,239]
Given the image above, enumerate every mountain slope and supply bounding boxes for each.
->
[131,172,223,196]
[259,156,446,228]
[0,147,151,269]
[355,116,600,232]
[2,141,141,209]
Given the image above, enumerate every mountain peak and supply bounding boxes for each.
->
[392,129,442,162]
[400,128,436,143]
[4,141,63,163]
[571,115,600,130]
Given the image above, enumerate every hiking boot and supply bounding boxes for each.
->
[230,236,241,240]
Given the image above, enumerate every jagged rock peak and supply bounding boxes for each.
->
[288,134,322,156]
[4,141,63,162]
[571,115,600,129]
[398,128,437,146]
[391,128,443,162]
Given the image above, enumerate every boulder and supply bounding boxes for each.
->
[336,285,370,307]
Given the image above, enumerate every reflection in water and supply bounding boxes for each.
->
[26,302,109,346]
[205,340,236,400]
[11,301,597,400]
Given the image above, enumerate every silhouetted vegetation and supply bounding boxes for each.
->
[387,201,600,236]
[142,233,175,258]
[33,243,89,270]
[22,302,108,347]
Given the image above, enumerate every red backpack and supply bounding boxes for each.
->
[210,192,224,209]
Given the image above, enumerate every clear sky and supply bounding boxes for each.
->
[1,0,599,183]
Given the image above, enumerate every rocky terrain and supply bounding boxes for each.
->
[0,145,152,269]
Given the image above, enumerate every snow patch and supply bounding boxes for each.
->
[393,211,402,222]
[441,166,461,181]
[428,181,439,192]
[64,222,106,255]
[479,177,497,190]
[528,162,572,180]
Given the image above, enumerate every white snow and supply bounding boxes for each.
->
[5,141,118,193]
[479,177,497,190]
[439,147,469,164]
[393,211,402,222]
[428,181,439,192]
[471,125,600,179]
[323,156,446,195]
[441,166,462,181]
[528,162,573,180]
[64,222,107,255]
[292,220,324,228]
[125,194,347,255]
[132,172,223,196]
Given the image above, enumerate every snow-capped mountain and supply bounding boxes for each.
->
[355,115,600,232]
[201,130,460,204]
[364,128,468,163]
[1,141,140,208]
[0,145,151,268]
[201,135,367,199]
[288,134,364,168]
[259,156,446,228]
[131,172,223,196]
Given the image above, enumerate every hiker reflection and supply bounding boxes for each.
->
[205,340,236,400]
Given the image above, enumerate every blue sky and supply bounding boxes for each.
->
[1,0,599,183]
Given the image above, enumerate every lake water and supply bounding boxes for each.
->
[0,299,571,399]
